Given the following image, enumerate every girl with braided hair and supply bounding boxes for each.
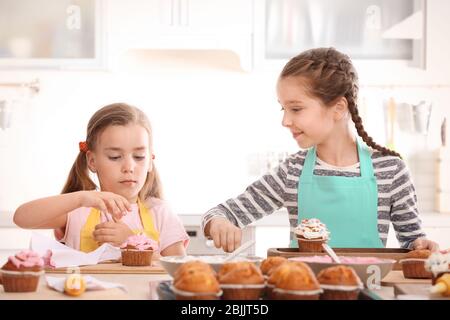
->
[202,47,439,253]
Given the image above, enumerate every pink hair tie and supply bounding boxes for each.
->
[79,141,88,153]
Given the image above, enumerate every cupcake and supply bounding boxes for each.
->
[400,249,433,279]
[0,250,44,292]
[120,234,158,266]
[295,218,330,252]
[172,268,222,300]
[317,265,363,300]
[271,261,322,300]
[260,256,287,278]
[425,251,450,285]
[174,260,216,280]
[218,262,265,300]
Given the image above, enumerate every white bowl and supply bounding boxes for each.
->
[159,255,264,277]
[288,256,395,288]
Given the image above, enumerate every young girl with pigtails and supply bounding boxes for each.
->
[15,103,189,256]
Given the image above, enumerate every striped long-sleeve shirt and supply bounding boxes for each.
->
[201,149,426,249]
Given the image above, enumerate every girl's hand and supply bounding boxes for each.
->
[78,191,132,220]
[93,221,134,247]
[206,217,242,253]
[412,237,440,252]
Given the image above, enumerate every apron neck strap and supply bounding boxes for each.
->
[301,138,374,180]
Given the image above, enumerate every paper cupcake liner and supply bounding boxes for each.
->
[220,283,266,289]
[400,259,432,279]
[171,285,222,300]
[220,283,265,300]
[0,269,44,292]
[273,287,322,300]
[319,283,363,291]
[320,286,361,300]
[0,270,45,276]
[121,249,153,266]
[296,238,326,252]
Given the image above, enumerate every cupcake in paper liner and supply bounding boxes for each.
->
[218,262,265,300]
[425,250,450,284]
[272,261,322,300]
[120,234,158,266]
[260,257,288,298]
[399,249,432,279]
[172,269,222,300]
[317,265,363,300]
[0,250,45,292]
[295,218,330,252]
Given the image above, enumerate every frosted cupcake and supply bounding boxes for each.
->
[120,234,159,266]
[0,250,44,292]
[295,218,330,252]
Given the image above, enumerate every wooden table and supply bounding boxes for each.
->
[0,269,445,300]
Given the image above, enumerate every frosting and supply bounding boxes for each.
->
[425,251,450,276]
[291,256,385,264]
[120,234,158,251]
[295,218,330,240]
[8,250,44,268]
[43,250,56,268]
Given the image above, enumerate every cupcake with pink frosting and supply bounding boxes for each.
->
[120,234,159,266]
[0,250,44,292]
[295,218,330,252]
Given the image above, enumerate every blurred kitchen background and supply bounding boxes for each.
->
[1,0,450,261]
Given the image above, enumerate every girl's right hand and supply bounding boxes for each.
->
[206,217,242,253]
[78,191,132,220]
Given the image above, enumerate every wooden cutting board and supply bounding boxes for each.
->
[45,262,167,274]
[381,271,431,287]
[394,283,450,300]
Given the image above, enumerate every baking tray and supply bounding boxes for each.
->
[156,280,384,300]
[267,248,411,270]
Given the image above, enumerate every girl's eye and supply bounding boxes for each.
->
[134,156,145,161]
[108,156,121,160]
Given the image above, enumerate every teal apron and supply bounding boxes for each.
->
[290,139,383,248]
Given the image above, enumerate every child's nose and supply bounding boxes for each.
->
[281,112,291,127]
[122,158,135,173]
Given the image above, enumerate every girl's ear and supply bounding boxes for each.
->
[86,150,97,173]
[333,97,349,121]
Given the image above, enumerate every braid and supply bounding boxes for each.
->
[347,101,402,158]
[281,47,402,159]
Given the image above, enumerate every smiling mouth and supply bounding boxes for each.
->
[292,132,304,138]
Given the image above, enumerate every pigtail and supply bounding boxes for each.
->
[61,151,96,194]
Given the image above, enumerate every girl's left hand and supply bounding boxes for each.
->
[412,237,440,252]
[93,221,134,247]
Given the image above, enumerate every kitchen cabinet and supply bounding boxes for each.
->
[0,0,107,69]
[107,0,254,71]
[253,0,426,69]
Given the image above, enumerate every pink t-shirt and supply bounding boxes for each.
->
[58,197,189,253]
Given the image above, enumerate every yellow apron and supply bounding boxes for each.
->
[79,198,160,253]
